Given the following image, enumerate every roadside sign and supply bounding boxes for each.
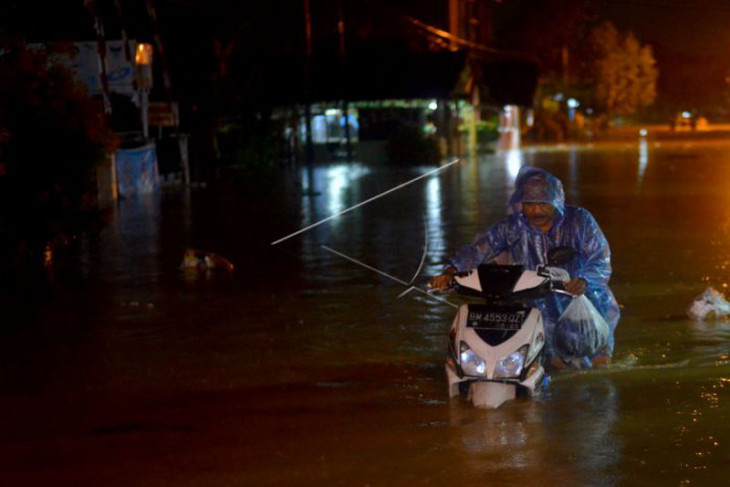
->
[148,101,179,127]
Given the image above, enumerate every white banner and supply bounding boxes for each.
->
[70,40,137,95]
[32,40,138,95]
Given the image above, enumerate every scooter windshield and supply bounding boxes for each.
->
[476,265,524,299]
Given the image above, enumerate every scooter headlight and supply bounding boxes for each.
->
[459,341,487,376]
[494,345,528,379]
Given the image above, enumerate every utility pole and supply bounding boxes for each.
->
[86,0,112,115]
[336,0,352,162]
[303,0,314,166]
[449,0,461,50]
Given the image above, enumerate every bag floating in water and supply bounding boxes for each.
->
[687,287,730,321]
[181,248,234,273]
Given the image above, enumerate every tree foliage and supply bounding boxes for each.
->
[0,41,117,261]
[496,3,658,121]
[583,21,658,117]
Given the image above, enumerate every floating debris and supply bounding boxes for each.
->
[687,287,730,321]
[180,248,234,274]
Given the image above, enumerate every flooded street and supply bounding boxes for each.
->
[3,134,730,486]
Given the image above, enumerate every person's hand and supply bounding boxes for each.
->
[428,267,457,291]
[564,277,587,295]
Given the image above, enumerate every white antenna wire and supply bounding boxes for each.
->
[321,245,458,308]
[271,159,460,245]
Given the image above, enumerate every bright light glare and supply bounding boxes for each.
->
[638,137,648,186]
[135,43,153,65]
[327,165,348,215]
[460,342,486,376]
[639,128,648,137]
[494,347,526,378]
[428,101,438,110]
[526,110,534,127]
[567,98,579,108]
[425,175,442,257]
[506,149,522,182]
[324,164,369,216]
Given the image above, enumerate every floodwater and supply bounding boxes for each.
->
[3,133,730,486]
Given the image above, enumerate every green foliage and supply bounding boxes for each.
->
[386,124,440,165]
[217,119,278,170]
[215,118,284,194]
[476,117,499,141]
[0,42,117,259]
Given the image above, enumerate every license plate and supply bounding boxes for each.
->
[466,306,526,330]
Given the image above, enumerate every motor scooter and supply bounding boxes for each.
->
[441,247,574,408]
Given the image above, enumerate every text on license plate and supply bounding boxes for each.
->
[467,310,525,330]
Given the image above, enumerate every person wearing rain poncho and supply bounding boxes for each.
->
[430,166,620,369]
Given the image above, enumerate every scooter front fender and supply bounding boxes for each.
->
[469,381,516,409]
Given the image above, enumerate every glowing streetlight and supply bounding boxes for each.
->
[135,42,154,138]
[567,98,579,122]
[135,43,153,66]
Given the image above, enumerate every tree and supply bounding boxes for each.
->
[584,21,657,118]
[0,41,117,265]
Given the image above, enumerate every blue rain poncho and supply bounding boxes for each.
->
[448,166,620,362]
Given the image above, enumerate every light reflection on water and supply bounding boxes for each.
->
[5,140,730,484]
[638,137,649,186]
[277,141,730,485]
[263,143,730,484]
[425,174,444,264]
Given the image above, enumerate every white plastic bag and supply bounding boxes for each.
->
[687,287,730,321]
[554,295,610,359]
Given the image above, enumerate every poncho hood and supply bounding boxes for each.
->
[509,166,566,218]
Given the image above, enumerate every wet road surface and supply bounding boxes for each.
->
[2,134,730,485]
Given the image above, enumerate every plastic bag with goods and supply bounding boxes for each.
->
[687,287,730,321]
[553,295,610,360]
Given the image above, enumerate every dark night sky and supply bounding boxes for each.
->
[5,0,730,115]
[597,0,730,57]
[596,0,730,113]
[489,0,730,114]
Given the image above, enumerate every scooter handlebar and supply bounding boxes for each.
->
[427,275,455,293]
[430,265,574,297]
[428,267,471,293]
[549,280,575,296]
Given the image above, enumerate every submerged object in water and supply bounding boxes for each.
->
[687,287,730,321]
[181,248,234,273]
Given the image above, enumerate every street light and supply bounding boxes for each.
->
[135,42,153,139]
[567,97,579,122]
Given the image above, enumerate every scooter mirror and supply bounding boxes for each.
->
[547,246,576,265]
